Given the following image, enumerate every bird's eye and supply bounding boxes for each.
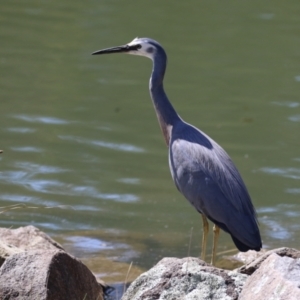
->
[136,44,142,49]
[146,47,154,54]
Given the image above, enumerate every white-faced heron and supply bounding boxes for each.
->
[92,37,262,265]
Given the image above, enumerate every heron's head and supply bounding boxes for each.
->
[92,37,164,61]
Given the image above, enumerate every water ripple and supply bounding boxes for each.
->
[63,236,139,261]
[0,194,60,207]
[12,114,70,125]
[261,218,292,240]
[117,178,140,184]
[286,188,300,194]
[24,179,66,193]
[99,193,138,202]
[259,204,300,241]
[65,236,117,252]
[259,167,300,179]
[59,135,145,153]
[0,169,138,202]
[73,205,100,211]
[271,101,299,108]
[15,162,68,174]
[288,115,300,122]
[0,170,28,181]
[256,206,278,214]
[11,146,43,153]
[0,194,39,203]
[6,127,36,133]
[259,13,275,20]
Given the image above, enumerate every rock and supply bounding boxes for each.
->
[0,225,64,252]
[2,226,299,300]
[239,252,300,300]
[238,247,300,275]
[0,241,23,266]
[122,257,248,300]
[0,249,104,300]
[123,248,300,300]
[217,249,265,270]
[230,249,266,265]
[0,226,106,300]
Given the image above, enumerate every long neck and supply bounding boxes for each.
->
[149,51,180,146]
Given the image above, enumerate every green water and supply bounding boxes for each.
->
[1,0,300,283]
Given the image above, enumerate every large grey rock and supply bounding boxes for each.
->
[239,252,300,300]
[122,257,248,300]
[122,248,300,300]
[0,249,104,300]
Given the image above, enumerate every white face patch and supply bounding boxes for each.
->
[127,38,156,60]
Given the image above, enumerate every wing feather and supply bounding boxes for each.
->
[169,121,261,250]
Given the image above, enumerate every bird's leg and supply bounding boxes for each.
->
[211,224,220,265]
[201,214,209,261]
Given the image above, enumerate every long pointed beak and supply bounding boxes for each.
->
[92,44,140,55]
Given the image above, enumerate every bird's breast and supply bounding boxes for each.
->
[168,139,203,190]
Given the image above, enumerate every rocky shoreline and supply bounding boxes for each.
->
[1,226,299,299]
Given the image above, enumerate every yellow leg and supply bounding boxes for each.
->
[201,215,209,261]
[211,224,220,266]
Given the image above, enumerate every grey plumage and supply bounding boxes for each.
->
[169,122,260,251]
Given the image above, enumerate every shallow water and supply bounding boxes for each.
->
[1,0,300,284]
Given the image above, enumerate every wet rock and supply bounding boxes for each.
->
[239,252,300,300]
[0,226,105,300]
[122,257,248,300]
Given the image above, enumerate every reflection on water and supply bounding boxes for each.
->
[117,178,140,184]
[16,162,68,174]
[258,13,275,20]
[66,236,117,251]
[11,146,43,152]
[6,127,36,133]
[0,165,139,202]
[0,194,40,203]
[271,101,299,108]
[63,234,141,269]
[259,167,300,180]
[13,115,70,125]
[1,0,300,285]
[286,188,300,194]
[262,218,292,240]
[59,135,145,153]
[258,204,300,245]
[288,115,300,122]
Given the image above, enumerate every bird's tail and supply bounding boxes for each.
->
[231,234,261,252]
